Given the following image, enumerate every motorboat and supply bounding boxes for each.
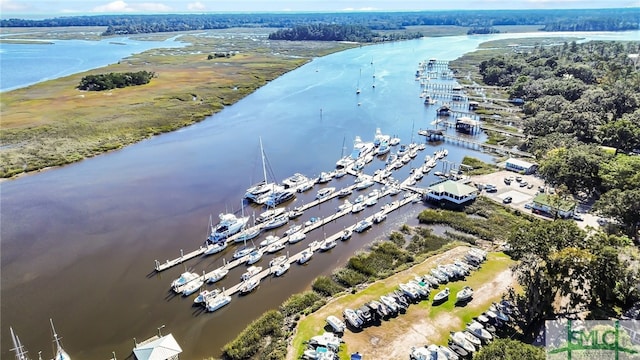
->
[354,194,365,203]
[367,300,389,318]
[206,293,232,312]
[256,207,286,224]
[433,287,450,303]
[326,315,346,333]
[337,187,353,198]
[463,331,482,348]
[488,304,510,322]
[194,288,221,304]
[239,277,260,294]
[355,179,375,190]
[260,235,280,248]
[389,136,400,146]
[334,168,347,178]
[288,232,306,244]
[287,207,304,219]
[409,346,433,360]
[296,179,315,193]
[308,332,343,351]
[373,127,390,147]
[356,305,373,324]
[262,214,289,230]
[241,266,262,281]
[209,213,249,242]
[408,279,430,297]
[372,211,386,223]
[448,343,469,359]
[399,283,420,300]
[438,346,460,360]
[450,331,476,353]
[316,187,335,200]
[234,227,261,243]
[317,172,334,184]
[391,291,409,309]
[264,189,296,207]
[352,159,366,171]
[233,243,255,259]
[305,217,321,227]
[397,144,408,156]
[364,195,377,206]
[246,249,263,265]
[338,199,353,212]
[423,274,440,287]
[204,241,227,256]
[269,255,287,267]
[207,268,229,283]
[377,140,391,156]
[456,286,474,303]
[307,240,321,250]
[171,271,199,289]
[351,203,365,213]
[354,219,372,233]
[430,268,449,283]
[265,241,285,254]
[343,308,363,329]
[298,249,313,264]
[283,224,303,237]
[319,239,337,252]
[467,321,493,343]
[475,314,497,333]
[273,262,290,277]
[181,276,204,296]
[379,295,399,313]
[282,173,310,189]
[303,346,335,360]
[340,229,352,241]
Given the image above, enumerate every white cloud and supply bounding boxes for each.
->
[92,0,171,13]
[187,1,206,10]
[0,0,29,11]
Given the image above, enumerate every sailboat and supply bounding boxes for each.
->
[50,319,71,360]
[244,138,282,203]
[9,327,30,360]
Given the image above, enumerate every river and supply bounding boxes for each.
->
[1,30,638,359]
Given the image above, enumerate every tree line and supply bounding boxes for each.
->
[77,71,155,91]
[267,23,423,42]
[1,9,637,35]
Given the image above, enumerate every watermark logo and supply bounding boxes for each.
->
[546,319,640,359]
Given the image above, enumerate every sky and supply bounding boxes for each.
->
[0,0,638,17]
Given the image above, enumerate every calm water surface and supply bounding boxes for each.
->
[2,31,638,359]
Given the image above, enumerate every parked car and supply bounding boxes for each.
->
[486,187,497,193]
[527,183,534,189]
[573,214,584,221]
[519,181,528,187]
[524,203,533,209]
[504,178,512,185]
[516,176,523,182]
[538,186,545,193]
[503,196,513,204]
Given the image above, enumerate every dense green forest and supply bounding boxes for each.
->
[477,40,640,241]
[1,8,637,35]
[77,71,155,91]
[267,23,423,42]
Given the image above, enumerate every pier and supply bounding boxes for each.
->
[418,130,534,158]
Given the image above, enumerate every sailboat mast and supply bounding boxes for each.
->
[10,327,29,360]
[50,319,62,350]
[259,137,268,186]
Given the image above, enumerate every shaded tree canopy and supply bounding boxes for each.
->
[78,71,155,91]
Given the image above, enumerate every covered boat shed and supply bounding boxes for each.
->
[133,333,183,360]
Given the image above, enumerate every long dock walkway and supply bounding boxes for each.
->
[418,130,533,158]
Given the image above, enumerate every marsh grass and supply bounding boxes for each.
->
[0,28,356,178]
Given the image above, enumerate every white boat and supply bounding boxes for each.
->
[262,214,289,230]
[265,241,285,254]
[438,346,460,360]
[316,187,335,200]
[433,287,450,303]
[397,144,408,156]
[260,235,280,247]
[282,172,310,189]
[296,179,315,193]
[450,331,477,353]
[269,255,287,267]
[209,213,249,242]
[181,275,204,296]
[286,208,304,219]
[456,286,474,303]
[399,283,420,300]
[364,195,378,207]
[241,266,262,281]
[389,136,400,146]
[373,127,390,147]
[9,327,29,360]
[239,277,260,294]
[304,217,321,227]
[283,224,302,237]
[204,241,227,256]
[467,321,493,342]
[207,267,229,283]
[245,249,263,265]
[50,319,71,360]
[338,199,352,212]
[319,238,337,252]
[264,189,296,207]
[377,140,391,156]
[234,226,261,243]
[343,308,363,329]
[372,211,386,223]
[351,203,365,213]
[334,168,347,178]
[463,331,482,348]
[307,240,321,250]
[409,279,431,297]
[245,138,279,203]
[303,346,335,360]
[317,172,333,184]
[354,219,372,233]
[171,271,199,289]
[288,231,306,244]
[354,194,365,203]
[233,244,255,259]
[298,249,313,264]
[340,229,352,241]
[355,179,375,190]
[256,207,286,224]
[194,288,221,304]
[272,262,290,276]
[326,315,346,333]
[206,293,232,312]
[352,158,365,171]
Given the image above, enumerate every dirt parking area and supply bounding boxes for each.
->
[470,170,545,212]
